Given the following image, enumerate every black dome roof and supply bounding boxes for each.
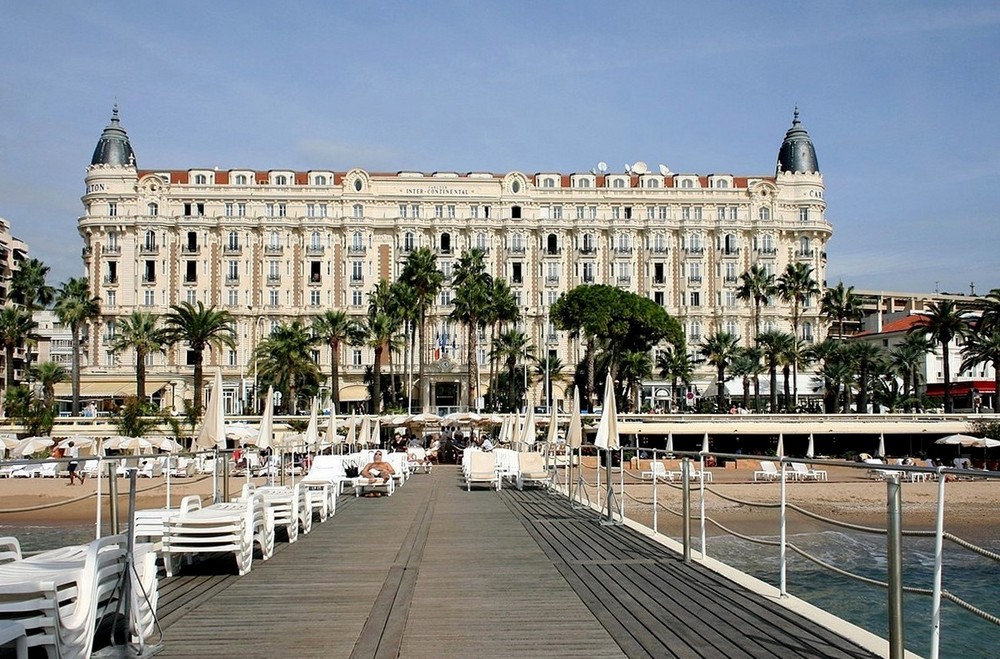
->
[90,104,136,167]
[776,108,818,174]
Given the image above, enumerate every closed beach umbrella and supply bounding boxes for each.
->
[665,432,674,455]
[776,433,784,458]
[107,436,154,454]
[877,433,885,459]
[195,368,226,450]
[566,388,582,449]
[257,387,274,451]
[358,416,371,446]
[594,372,619,450]
[701,433,710,455]
[303,398,319,448]
[545,403,559,445]
[520,406,536,447]
[806,433,815,459]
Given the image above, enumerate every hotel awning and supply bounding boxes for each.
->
[53,378,173,399]
[338,385,368,402]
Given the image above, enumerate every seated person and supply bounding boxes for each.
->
[361,451,396,482]
[479,436,495,452]
[426,436,441,463]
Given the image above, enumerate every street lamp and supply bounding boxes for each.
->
[544,305,551,413]
[247,307,266,414]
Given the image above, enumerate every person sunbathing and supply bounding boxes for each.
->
[361,451,396,482]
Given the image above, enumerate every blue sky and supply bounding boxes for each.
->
[2,1,998,295]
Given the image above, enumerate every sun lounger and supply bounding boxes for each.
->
[668,464,713,482]
[0,619,27,659]
[10,465,41,478]
[300,454,352,520]
[640,461,673,482]
[137,457,165,478]
[466,451,499,491]
[255,484,312,541]
[753,460,783,482]
[354,476,396,497]
[516,452,551,490]
[161,494,274,576]
[791,461,828,481]
[0,534,151,659]
[0,538,21,565]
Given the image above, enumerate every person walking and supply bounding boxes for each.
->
[66,441,84,485]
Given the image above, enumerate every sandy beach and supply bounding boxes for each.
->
[0,462,997,547]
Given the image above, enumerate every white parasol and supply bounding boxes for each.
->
[257,387,274,451]
[701,432,710,455]
[776,433,784,458]
[545,403,559,445]
[594,373,619,450]
[106,436,154,454]
[303,398,319,448]
[665,432,674,455]
[806,433,815,459]
[565,388,582,449]
[13,436,54,458]
[520,406,536,447]
[876,433,886,458]
[195,368,227,450]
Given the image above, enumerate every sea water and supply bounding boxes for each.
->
[704,531,1000,658]
[0,523,98,554]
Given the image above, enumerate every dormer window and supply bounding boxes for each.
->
[194,174,207,185]
[314,175,327,185]
[234,174,248,185]
[274,174,288,185]
[543,178,555,188]
[681,179,694,189]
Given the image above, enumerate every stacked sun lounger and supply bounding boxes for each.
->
[161,494,274,577]
[252,484,312,542]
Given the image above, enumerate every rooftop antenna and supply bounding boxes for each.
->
[970,282,976,296]
[624,163,632,174]
[658,163,671,176]
[632,161,648,174]
[597,161,608,173]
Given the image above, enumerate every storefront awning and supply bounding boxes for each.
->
[338,385,368,402]
[53,379,172,399]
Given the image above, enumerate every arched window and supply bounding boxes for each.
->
[353,204,364,218]
[689,321,702,342]
[227,231,239,250]
[268,231,281,248]
[314,175,327,185]
[577,178,591,188]
[352,231,363,250]
[799,237,811,254]
[234,174,248,185]
[143,230,156,250]
[760,234,774,252]
[724,234,738,254]
[511,205,521,219]
[194,174,207,185]
[543,178,555,188]
[310,231,321,249]
[403,232,415,251]
[582,233,594,253]
[758,207,771,221]
[802,321,814,342]
[715,179,729,189]
[617,233,630,252]
[511,233,523,251]
[475,232,488,250]
[646,178,660,188]
[546,234,558,254]
[681,179,694,189]
[441,233,452,254]
[725,320,737,336]
[613,178,625,189]
[275,175,288,185]
[688,233,702,250]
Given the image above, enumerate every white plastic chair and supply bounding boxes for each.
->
[641,461,673,482]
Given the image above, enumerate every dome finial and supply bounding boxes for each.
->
[91,103,136,167]
[776,108,819,174]
[111,101,120,125]
[793,105,800,124]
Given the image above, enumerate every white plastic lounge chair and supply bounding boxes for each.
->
[0,537,22,564]
[300,455,350,520]
[0,619,27,659]
[255,484,312,540]
[161,494,275,576]
[10,465,41,478]
[466,451,499,491]
[516,452,551,490]
[753,460,782,482]
[137,457,165,478]
[640,461,673,482]
[669,464,714,482]
[37,462,58,478]
[790,461,827,481]
[354,475,396,497]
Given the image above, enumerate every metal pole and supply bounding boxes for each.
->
[779,458,788,596]
[123,468,137,652]
[652,449,658,535]
[603,450,613,523]
[544,307,550,413]
[699,452,706,558]
[887,474,905,659]
[930,468,946,659]
[619,447,624,521]
[95,456,103,540]
[108,462,119,535]
[682,458,691,563]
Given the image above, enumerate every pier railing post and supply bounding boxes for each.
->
[887,474,905,659]
[108,462,119,535]
[682,458,691,564]
[780,458,788,597]
[652,449,658,535]
[930,469,946,659]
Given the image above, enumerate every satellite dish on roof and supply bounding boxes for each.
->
[590,168,598,175]
[632,161,648,174]
[659,164,671,176]
[597,161,608,173]
[624,164,632,174]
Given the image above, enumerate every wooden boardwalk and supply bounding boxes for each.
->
[152,467,878,658]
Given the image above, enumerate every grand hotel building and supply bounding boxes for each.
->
[78,107,831,413]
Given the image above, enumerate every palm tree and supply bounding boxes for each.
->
[0,306,37,391]
[779,339,811,411]
[110,311,164,401]
[730,347,761,411]
[532,354,567,409]
[451,249,491,410]
[483,278,518,410]
[388,281,419,409]
[161,301,236,415]
[777,262,820,405]
[962,326,1000,413]
[399,248,444,412]
[53,278,101,415]
[910,300,969,412]
[757,330,794,412]
[617,350,651,411]
[849,341,885,414]
[253,320,320,414]
[28,361,67,408]
[10,258,55,311]
[808,338,849,413]
[656,344,694,411]
[312,310,362,412]
[822,282,864,340]
[700,331,740,410]
[491,329,533,411]
[888,333,934,409]
[359,310,398,413]
[736,264,775,341]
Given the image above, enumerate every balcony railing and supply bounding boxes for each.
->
[578,247,596,255]
[507,246,526,255]
[141,275,156,284]
[306,246,325,256]
[103,245,121,255]
[266,274,281,284]
[617,275,632,285]
[685,247,705,254]
[223,245,242,255]
[103,275,118,285]
[308,274,322,285]
[543,249,562,256]
[759,247,778,256]
[721,248,741,256]
[350,275,364,284]
[140,245,159,255]
[545,276,560,286]
[797,249,815,258]
[225,274,240,285]
[181,245,200,254]
[724,275,739,284]
[652,278,666,286]
[183,275,198,284]
[650,246,668,254]
[688,275,703,284]
[614,247,633,255]
[264,245,283,255]
[347,245,365,255]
